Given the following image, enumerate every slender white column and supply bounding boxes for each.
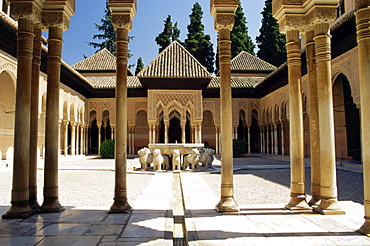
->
[215,126,219,154]
[97,124,101,155]
[281,122,285,155]
[274,124,278,155]
[247,126,251,154]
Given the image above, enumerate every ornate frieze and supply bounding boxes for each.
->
[42,11,70,30]
[214,14,234,31]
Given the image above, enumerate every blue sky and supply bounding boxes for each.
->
[62,0,266,70]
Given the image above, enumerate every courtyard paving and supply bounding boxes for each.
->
[0,155,369,245]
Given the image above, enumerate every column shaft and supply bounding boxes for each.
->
[41,26,64,212]
[247,127,251,154]
[71,124,76,155]
[357,3,370,235]
[306,30,321,206]
[29,26,42,210]
[313,23,344,214]
[3,18,34,219]
[109,28,131,213]
[285,30,311,211]
[216,29,238,212]
[63,122,68,155]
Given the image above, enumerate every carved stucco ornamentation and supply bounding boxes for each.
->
[42,11,70,30]
[356,0,370,9]
[89,102,97,110]
[112,14,131,30]
[306,6,337,26]
[214,14,234,31]
[102,101,110,110]
[279,14,306,33]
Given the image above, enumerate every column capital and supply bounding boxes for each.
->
[356,0,370,9]
[108,0,136,31]
[210,0,238,32]
[9,0,43,23]
[41,0,75,30]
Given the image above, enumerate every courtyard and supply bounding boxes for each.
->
[0,156,369,245]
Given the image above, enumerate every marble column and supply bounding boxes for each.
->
[274,124,278,155]
[111,124,115,140]
[165,122,169,144]
[247,126,251,154]
[2,16,35,219]
[356,0,370,235]
[41,25,65,212]
[266,126,270,154]
[76,124,80,155]
[313,22,344,215]
[305,30,321,206]
[149,125,152,144]
[153,125,156,143]
[215,126,219,154]
[131,128,135,155]
[212,5,239,212]
[97,124,101,155]
[63,121,68,155]
[109,4,136,212]
[281,122,285,155]
[71,123,76,155]
[284,30,311,212]
[29,26,42,210]
[128,128,132,155]
[181,122,186,143]
[198,125,202,143]
[260,126,264,154]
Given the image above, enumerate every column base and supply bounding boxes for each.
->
[308,196,321,208]
[285,195,312,212]
[29,196,41,211]
[359,218,370,236]
[2,201,35,219]
[215,197,239,213]
[313,198,345,215]
[109,197,132,214]
[40,198,64,213]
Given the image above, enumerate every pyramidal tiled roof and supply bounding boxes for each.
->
[208,77,264,89]
[86,76,142,89]
[71,48,116,71]
[137,41,212,78]
[231,51,276,73]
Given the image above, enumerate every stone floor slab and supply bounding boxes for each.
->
[0,236,44,245]
[37,236,102,246]
[35,223,91,236]
[84,224,125,236]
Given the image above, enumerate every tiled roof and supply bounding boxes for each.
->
[137,41,212,78]
[231,51,276,73]
[208,77,265,89]
[86,76,142,89]
[71,48,116,71]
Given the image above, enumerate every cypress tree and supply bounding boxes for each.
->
[256,0,287,67]
[88,0,134,60]
[184,2,215,74]
[155,15,173,53]
[135,57,144,75]
[231,0,255,58]
[88,1,116,55]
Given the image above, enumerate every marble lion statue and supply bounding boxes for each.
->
[199,148,215,170]
[138,147,153,169]
[183,148,200,171]
[172,149,181,170]
[152,149,164,171]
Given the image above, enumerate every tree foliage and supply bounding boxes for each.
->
[155,15,182,53]
[231,0,255,58]
[184,3,215,74]
[88,0,134,60]
[135,57,144,75]
[88,1,116,55]
[256,0,287,67]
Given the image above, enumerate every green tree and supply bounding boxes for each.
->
[256,0,286,67]
[231,0,255,58]
[184,2,215,73]
[135,57,144,75]
[155,15,182,53]
[88,0,134,60]
[88,1,116,55]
